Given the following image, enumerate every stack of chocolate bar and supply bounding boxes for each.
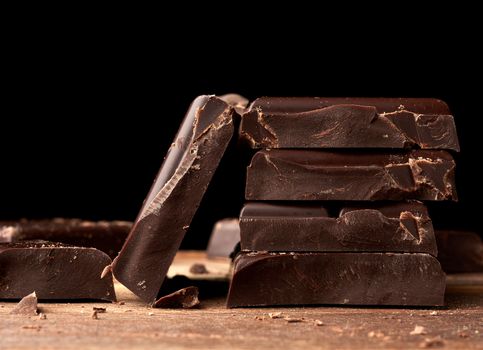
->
[227,97,460,307]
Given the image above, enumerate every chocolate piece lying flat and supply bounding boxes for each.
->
[227,252,445,307]
[240,202,437,255]
[154,286,200,309]
[435,230,483,273]
[112,96,235,304]
[0,241,115,301]
[10,292,38,315]
[241,98,459,150]
[0,219,131,259]
[206,219,241,259]
[246,150,457,201]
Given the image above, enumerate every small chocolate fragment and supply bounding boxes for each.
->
[0,219,132,259]
[189,263,209,274]
[0,241,116,301]
[206,218,240,259]
[9,292,38,315]
[112,96,235,304]
[153,286,200,309]
[241,97,459,150]
[227,252,445,307]
[435,230,483,273]
[246,150,457,201]
[240,202,437,255]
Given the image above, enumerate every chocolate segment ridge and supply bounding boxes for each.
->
[241,97,459,151]
[112,95,235,304]
[0,241,115,301]
[227,252,445,307]
[245,150,457,201]
[0,219,131,259]
[240,202,437,255]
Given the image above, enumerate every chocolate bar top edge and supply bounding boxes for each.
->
[250,97,451,114]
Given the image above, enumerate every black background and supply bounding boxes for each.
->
[2,35,482,248]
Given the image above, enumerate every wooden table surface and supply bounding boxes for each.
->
[1,252,482,350]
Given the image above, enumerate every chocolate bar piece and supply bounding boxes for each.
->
[206,218,241,258]
[0,241,116,301]
[227,252,445,307]
[246,150,457,201]
[112,96,235,304]
[0,219,131,259]
[435,230,483,273]
[241,97,459,150]
[240,202,437,255]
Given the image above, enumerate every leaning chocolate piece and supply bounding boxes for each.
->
[9,292,38,315]
[241,97,459,151]
[153,286,200,309]
[0,219,132,259]
[0,241,116,301]
[206,218,241,259]
[112,96,235,304]
[246,150,457,201]
[227,252,445,307]
[240,202,437,255]
[435,230,483,273]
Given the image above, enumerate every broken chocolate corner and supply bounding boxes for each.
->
[0,241,116,301]
[9,292,38,315]
[153,286,200,309]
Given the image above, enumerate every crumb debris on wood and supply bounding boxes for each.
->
[118,301,125,305]
[93,307,106,313]
[189,263,209,274]
[368,331,385,339]
[410,325,428,335]
[10,292,38,315]
[153,286,200,309]
[91,310,98,319]
[268,312,283,319]
[314,320,324,326]
[148,312,154,316]
[419,336,444,348]
[429,311,438,316]
[285,317,304,323]
[254,316,264,321]
[38,313,47,320]
[458,331,469,338]
[21,325,41,331]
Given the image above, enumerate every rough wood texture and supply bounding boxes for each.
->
[1,252,482,350]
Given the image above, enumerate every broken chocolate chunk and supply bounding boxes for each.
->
[112,95,235,304]
[240,202,437,255]
[206,218,241,259]
[0,218,131,259]
[227,252,445,307]
[153,286,200,309]
[0,241,116,301]
[9,292,38,315]
[245,150,457,201]
[240,97,459,150]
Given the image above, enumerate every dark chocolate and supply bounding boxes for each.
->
[9,292,38,315]
[246,150,457,201]
[0,219,131,259]
[435,230,483,273]
[0,241,116,301]
[240,202,437,255]
[153,286,200,309]
[206,218,241,259]
[227,252,445,307]
[241,97,459,150]
[112,96,235,304]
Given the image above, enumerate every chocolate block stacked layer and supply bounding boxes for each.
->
[227,97,459,307]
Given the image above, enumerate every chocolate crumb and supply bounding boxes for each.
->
[38,313,47,320]
[285,317,304,323]
[91,311,98,319]
[419,336,444,348]
[154,286,200,309]
[314,320,324,326]
[410,325,428,335]
[189,263,209,274]
[10,292,38,315]
[268,312,283,319]
[93,307,106,313]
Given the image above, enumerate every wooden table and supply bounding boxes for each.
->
[1,252,482,349]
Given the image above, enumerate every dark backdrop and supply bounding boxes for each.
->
[2,41,481,248]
